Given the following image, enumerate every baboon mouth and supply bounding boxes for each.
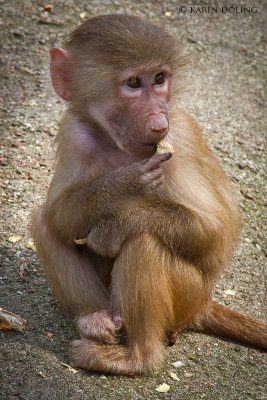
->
[141,142,157,154]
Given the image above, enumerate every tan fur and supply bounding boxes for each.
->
[31,15,267,375]
[194,301,267,349]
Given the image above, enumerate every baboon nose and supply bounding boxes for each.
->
[148,113,168,137]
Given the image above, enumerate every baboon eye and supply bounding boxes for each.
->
[125,76,142,89]
[154,72,166,85]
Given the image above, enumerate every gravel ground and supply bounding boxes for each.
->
[0,1,266,399]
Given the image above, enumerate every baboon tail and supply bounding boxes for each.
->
[195,301,267,349]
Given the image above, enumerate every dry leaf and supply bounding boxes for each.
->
[155,383,170,393]
[8,235,21,243]
[43,4,53,11]
[0,321,12,331]
[38,371,45,378]
[26,241,35,250]
[79,12,86,19]
[0,308,26,331]
[60,362,79,374]
[19,259,31,278]
[169,371,180,381]
[44,332,53,338]
[184,372,193,377]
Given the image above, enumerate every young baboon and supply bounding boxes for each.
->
[31,14,267,374]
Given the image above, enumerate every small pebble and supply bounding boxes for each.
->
[172,361,184,368]
[188,37,197,43]
[11,29,24,37]
[238,161,246,169]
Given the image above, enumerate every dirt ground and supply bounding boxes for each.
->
[0,1,266,399]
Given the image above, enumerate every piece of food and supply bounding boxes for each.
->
[74,238,87,245]
[156,139,174,155]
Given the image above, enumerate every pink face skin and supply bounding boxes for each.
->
[50,48,171,160]
[90,67,171,159]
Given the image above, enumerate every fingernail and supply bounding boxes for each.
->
[164,152,172,159]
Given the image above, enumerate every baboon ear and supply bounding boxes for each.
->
[50,47,73,101]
